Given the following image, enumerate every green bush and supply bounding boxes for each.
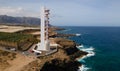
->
[0,32,38,51]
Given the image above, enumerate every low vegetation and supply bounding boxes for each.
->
[0,32,38,51]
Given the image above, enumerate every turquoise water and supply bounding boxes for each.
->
[58,26,120,71]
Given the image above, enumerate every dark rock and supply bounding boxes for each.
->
[41,58,81,71]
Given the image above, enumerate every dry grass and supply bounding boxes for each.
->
[0,50,16,71]
[0,25,39,33]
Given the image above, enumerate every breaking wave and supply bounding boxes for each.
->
[78,65,91,71]
[77,45,95,71]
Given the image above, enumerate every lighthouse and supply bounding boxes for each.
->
[32,7,58,55]
[36,7,50,51]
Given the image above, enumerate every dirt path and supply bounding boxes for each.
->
[4,54,36,71]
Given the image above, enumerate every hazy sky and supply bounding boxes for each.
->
[0,0,120,26]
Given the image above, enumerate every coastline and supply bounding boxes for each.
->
[55,27,95,71]
[76,45,95,71]
[52,27,92,71]
[0,25,89,71]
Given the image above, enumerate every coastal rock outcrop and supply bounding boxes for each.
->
[41,58,80,71]
[39,38,88,71]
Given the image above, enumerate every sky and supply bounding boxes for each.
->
[0,0,120,26]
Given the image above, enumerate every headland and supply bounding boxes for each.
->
[0,25,88,71]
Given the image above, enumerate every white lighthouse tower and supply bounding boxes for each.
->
[35,7,50,52]
[32,7,58,55]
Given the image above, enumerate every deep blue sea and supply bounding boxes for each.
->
[58,26,120,71]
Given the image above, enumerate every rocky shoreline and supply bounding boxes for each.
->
[20,38,88,71]
[0,26,88,71]
[20,27,88,71]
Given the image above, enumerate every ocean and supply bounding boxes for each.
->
[58,26,120,71]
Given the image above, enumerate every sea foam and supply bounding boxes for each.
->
[77,45,95,71]
[78,65,90,71]
[76,45,84,48]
